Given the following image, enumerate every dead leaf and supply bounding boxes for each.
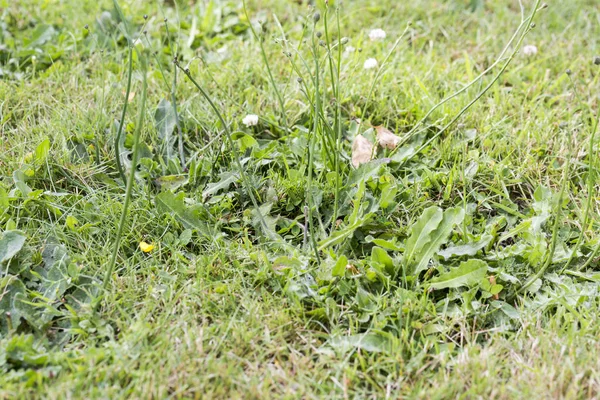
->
[375,126,401,149]
[351,134,374,167]
[124,91,136,102]
[346,264,360,275]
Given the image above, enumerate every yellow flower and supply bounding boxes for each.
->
[139,241,155,253]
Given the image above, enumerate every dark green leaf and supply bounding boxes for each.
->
[156,191,211,237]
[0,231,26,264]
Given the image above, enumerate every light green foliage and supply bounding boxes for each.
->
[1,0,600,398]
[428,259,488,290]
[404,206,465,276]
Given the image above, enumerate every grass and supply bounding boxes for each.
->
[1,0,600,398]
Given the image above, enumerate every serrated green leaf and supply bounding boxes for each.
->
[428,259,488,290]
[202,172,238,200]
[404,206,465,276]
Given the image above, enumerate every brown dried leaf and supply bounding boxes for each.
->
[351,134,374,167]
[124,91,136,102]
[375,126,401,149]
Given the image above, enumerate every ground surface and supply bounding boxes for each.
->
[1,0,600,398]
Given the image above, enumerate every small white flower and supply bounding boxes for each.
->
[242,114,259,127]
[523,45,538,56]
[363,58,378,70]
[368,29,386,41]
[345,45,356,54]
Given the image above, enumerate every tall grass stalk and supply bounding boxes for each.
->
[111,0,135,183]
[323,6,344,231]
[362,23,412,118]
[243,0,288,132]
[561,75,600,272]
[114,46,133,182]
[104,51,148,291]
[521,108,574,292]
[175,63,274,240]
[158,5,186,168]
[304,12,323,262]
[390,0,545,158]
[396,0,542,165]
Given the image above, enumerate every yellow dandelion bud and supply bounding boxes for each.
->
[139,241,155,253]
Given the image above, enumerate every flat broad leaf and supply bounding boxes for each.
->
[0,231,26,263]
[437,234,493,260]
[332,255,348,277]
[365,236,403,252]
[491,300,520,319]
[0,277,26,333]
[404,206,465,276]
[232,132,258,152]
[25,24,56,48]
[156,191,211,237]
[371,246,394,274]
[329,332,394,353]
[428,259,488,290]
[35,138,51,164]
[202,172,239,201]
[154,98,177,157]
[155,175,188,191]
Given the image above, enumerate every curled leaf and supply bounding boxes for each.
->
[351,134,374,167]
[375,126,401,149]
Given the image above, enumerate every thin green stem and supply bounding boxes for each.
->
[114,46,133,182]
[104,51,148,291]
[390,3,543,156]
[398,0,541,166]
[243,0,288,132]
[306,22,322,262]
[323,6,345,231]
[560,76,600,273]
[111,0,134,183]
[175,63,274,240]
[158,10,186,168]
[362,23,411,118]
[521,122,573,292]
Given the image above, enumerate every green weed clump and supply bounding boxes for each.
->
[1,0,600,397]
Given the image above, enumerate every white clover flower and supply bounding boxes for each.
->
[242,114,259,127]
[368,29,386,41]
[363,58,378,70]
[344,45,356,54]
[523,45,538,56]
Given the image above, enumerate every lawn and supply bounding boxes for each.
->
[1,0,600,398]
